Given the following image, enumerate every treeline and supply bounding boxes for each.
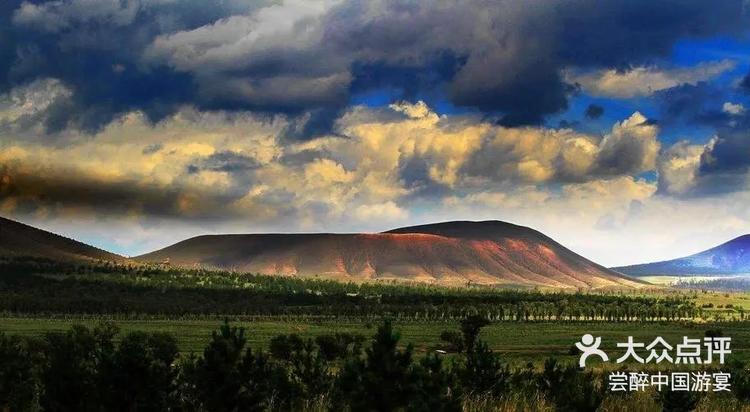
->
[675,278,750,292]
[2,318,747,411]
[0,257,704,321]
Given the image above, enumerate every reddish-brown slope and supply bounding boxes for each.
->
[137,221,643,289]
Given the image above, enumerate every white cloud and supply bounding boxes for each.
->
[722,101,745,115]
[568,60,736,98]
[145,0,338,72]
[0,78,72,125]
[657,140,705,195]
[0,101,665,227]
[434,178,750,267]
[353,201,409,222]
[3,97,747,266]
[13,0,141,32]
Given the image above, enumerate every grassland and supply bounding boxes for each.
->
[3,258,750,365]
[2,317,748,365]
[4,260,750,410]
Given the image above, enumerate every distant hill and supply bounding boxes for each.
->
[0,216,126,263]
[137,220,644,289]
[614,235,750,276]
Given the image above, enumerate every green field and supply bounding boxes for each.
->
[3,261,749,365]
[2,317,746,365]
[4,262,750,411]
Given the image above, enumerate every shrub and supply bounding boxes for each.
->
[538,358,604,412]
[39,324,117,411]
[439,330,464,353]
[314,332,365,361]
[268,333,305,361]
[99,331,179,411]
[659,388,701,412]
[0,333,39,411]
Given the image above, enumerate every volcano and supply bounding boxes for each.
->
[614,235,750,276]
[137,220,643,289]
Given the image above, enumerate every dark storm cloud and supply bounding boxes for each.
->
[0,165,209,219]
[322,0,748,125]
[700,125,750,176]
[594,124,657,176]
[2,0,275,133]
[653,82,732,127]
[670,113,750,196]
[2,0,749,136]
[281,108,344,141]
[348,54,465,101]
[584,104,604,120]
[742,72,750,93]
[0,155,289,221]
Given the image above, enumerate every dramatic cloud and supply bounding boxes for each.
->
[2,0,271,132]
[653,82,733,127]
[0,0,747,133]
[594,112,660,176]
[656,122,750,197]
[0,101,663,227]
[2,1,750,265]
[0,95,747,265]
[696,129,750,194]
[657,141,705,195]
[463,111,659,187]
[0,110,286,220]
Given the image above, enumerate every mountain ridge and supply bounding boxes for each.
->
[614,235,750,276]
[0,216,647,289]
[137,220,645,289]
[0,216,127,263]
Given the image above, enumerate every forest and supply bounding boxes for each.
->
[0,256,710,321]
[1,317,748,412]
[3,257,750,411]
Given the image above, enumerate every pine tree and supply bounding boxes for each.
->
[337,320,415,411]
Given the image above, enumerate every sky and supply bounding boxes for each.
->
[1,0,750,267]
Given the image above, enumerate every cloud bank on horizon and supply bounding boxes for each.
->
[1,0,750,266]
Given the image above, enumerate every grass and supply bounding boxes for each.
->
[2,317,748,365]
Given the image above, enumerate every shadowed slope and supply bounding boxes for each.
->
[137,220,643,289]
[615,235,750,276]
[0,216,126,263]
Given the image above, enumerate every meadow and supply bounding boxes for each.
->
[3,257,750,410]
[0,317,748,364]
[2,256,750,359]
